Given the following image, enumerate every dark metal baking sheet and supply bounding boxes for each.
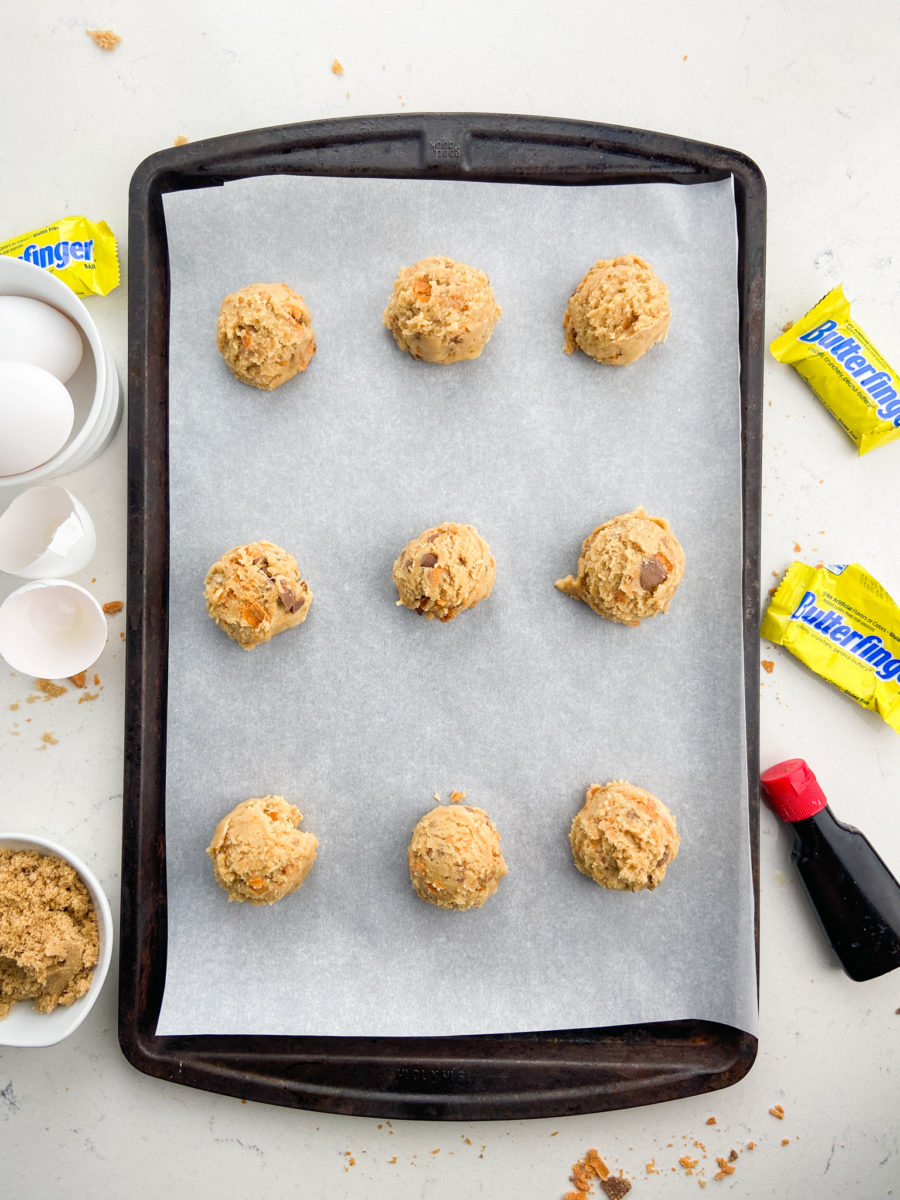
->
[121,112,764,1119]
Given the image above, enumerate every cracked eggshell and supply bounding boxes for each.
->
[0,486,96,578]
[0,579,107,677]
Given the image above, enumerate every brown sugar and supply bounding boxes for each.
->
[0,849,99,1019]
[35,678,66,698]
[86,28,121,50]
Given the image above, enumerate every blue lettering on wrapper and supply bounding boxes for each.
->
[799,320,900,427]
[789,590,900,681]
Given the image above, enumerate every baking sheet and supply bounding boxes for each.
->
[156,173,756,1039]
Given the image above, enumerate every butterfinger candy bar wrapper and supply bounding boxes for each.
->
[762,561,900,733]
[770,285,900,455]
[1,215,119,296]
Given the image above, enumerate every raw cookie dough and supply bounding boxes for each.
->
[393,522,495,622]
[563,255,670,366]
[207,795,318,905]
[204,540,312,649]
[216,282,316,389]
[0,848,99,1019]
[407,805,508,910]
[569,781,680,892]
[555,506,684,627]
[383,255,501,363]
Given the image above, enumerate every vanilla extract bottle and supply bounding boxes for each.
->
[760,758,900,981]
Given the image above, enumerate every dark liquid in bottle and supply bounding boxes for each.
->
[792,806,900,981]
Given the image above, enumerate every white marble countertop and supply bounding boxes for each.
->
[2,2,899,1195]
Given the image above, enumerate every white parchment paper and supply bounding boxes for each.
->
[155,173,757,1038]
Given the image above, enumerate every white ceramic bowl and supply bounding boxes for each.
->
[0,256,121,486]
[0,834,113,1047]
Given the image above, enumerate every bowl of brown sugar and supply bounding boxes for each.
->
[0,834,113,1047]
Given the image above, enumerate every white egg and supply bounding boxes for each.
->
[0,361,75,476]
[0,295,84,382]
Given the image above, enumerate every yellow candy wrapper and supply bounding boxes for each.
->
[0,215,119,297]
[770,285,900,455]
[762,561,900,733]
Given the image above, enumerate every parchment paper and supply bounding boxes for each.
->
[156,173,757,1038]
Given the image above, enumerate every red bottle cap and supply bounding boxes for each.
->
[760,758,829,822]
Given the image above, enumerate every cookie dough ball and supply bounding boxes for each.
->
[205,540,312,649]
[217,282,316,389]
[383,255,501,363]
[570,781,680,892]
[555,506,684,627]
[563,255,670,365]
[207,795,318,904]
[408,805,508,910]
[393,522,495,622]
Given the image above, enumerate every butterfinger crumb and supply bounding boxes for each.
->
[706,1117,717,1125]
[714,1157,735,1179]
[77,692,100,704]
[600,1177,631,1200]
[68,672,87,688]
[449,790,466,803]
[102,601,123,614]
[747,1142,756,1151]
[680,1156,699,1170]
[761,660,775,673]
[86,28,121,50]
[570,1160,592,1192]
[35,678,66,698]
[793,543,801,553]
[174,135,189,146]
[565,1193,584,1200]
[586,1150,609,1181]
[769,1104,785,1120]
[331,58,344,74]
[40,732,58,745]
[645,1160,656,1173]
[781,1138,790,1146]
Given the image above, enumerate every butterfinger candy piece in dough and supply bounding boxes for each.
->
[207,795,318,905]
[217,282,316,389]
[563,254,670,365]
[393,522,495,621]
[570,781,680,891]
[383,255,501,363]
[408,804,507,910]
[204,539,312,648]
[555,506,684,627]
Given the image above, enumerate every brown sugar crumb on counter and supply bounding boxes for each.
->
[86,28,121,50]
[35,678,66,698]
[102,600,123,614]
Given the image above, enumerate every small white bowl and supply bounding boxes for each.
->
[0,257,121,487]
[0,485,96,578]
[0,579,107,677]
[0,834,113,1047]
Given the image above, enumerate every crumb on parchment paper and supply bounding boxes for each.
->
[86,28,121,50]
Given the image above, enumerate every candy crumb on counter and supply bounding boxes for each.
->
[331,58,344,74]
[769,1104,785,1119]
[761,660,775,673]
[86,28,121,50]
[35,678,66,697]
[174,135,189,146]
[102,600,123,614]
